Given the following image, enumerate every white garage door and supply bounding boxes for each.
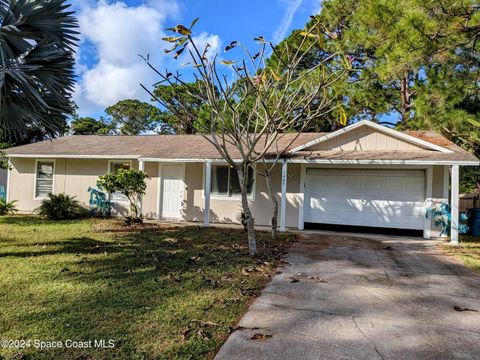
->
[305,169,426,230]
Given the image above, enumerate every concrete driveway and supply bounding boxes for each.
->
[216,233,480,360]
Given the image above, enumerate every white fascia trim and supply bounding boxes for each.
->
[289,120,453,154]
[131,157,480,166]
[291,159,479,166]
[139,158,215,163]
[7,154,140,159]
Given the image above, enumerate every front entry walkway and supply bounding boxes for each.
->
[216,233,480,360]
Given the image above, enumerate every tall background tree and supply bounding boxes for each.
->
[105,99,164,135]
[0,0,78,141]
[277,0,479,155]
[70,116,114,135]
[153,83,211,134]
[276,0,479,190]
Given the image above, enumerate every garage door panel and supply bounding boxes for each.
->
[319,191,423,203]
[311,212,421,229]
[309,200,422,216]
[305,169,425,230]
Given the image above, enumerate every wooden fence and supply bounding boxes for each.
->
[460,194,475,213]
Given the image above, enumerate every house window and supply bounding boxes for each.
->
[35,161,54,198]
[211,165,254,196]
[110,161,131,175]
[109,161,132,201]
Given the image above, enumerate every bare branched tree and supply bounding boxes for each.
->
[142,18,346,255]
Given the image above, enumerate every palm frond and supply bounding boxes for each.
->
[0,0,78,140]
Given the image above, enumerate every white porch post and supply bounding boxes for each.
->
[423,166,433,239]
[156,163,162,220]
[5,158,11,202]
[138,160,145,217]
[443,166,449,203]
[450,165,459,245]
[204,161,212,227]
[279,160,288,232]
[298,164,306,230]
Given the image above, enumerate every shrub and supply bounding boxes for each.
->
[98,169,147,223]
[36,193,89,220]
[0,199,17,215]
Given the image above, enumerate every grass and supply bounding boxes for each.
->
[442,235,480,273]
[0,216,295,359]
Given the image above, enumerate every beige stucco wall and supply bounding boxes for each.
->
[8,158,38,212]
[142,162,159,219]
[8,157,449,237]
[310,126,423,151]
[182,162,301,227]
[8,158,138,214]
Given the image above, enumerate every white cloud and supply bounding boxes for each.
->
[272,0,304,44]
[146,0,181,17]
[314,0,323,14]
[191,32,222,62]
[74,0,218,117]
[74,1,169,115]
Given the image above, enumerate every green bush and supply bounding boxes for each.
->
[0,199,17,215]
[98,169,147,221]
[36,193,89,220]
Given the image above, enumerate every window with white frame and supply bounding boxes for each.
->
[211,165,254,197]
[35,161,54,198]
[109,161,132,201]
[110,161,131,175]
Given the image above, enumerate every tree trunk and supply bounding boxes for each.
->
[236,165,257,256]
[264,169,278,239]
[400,74,412,129]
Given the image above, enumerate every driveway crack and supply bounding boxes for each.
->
[352,315,385,360]
[255,299,348,317]
[374,248,393,287]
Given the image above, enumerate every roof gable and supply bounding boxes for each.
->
[290,120,453,154]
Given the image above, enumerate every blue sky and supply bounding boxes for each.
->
[71,0,323,118]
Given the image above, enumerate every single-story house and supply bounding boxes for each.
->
[4,120,479,241]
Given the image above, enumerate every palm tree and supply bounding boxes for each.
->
[0,0,78,140]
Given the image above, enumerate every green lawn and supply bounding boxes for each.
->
[0,216,294,359]
[443,235,480,273]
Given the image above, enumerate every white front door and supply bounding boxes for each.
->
[305,169,426,230]
[161,164,184,219]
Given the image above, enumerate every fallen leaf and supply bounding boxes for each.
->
[454,306,478,312]
[169,273,180,283]
[308,275,328,283]
[241,266,256,276]
[191,319,221,327]
[289,276,299,283]
[250,333,272,341]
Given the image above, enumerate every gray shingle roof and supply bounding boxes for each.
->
[4,133,323,159]
[4,131,478,164]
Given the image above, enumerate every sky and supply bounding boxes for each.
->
[70,0,324,118]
